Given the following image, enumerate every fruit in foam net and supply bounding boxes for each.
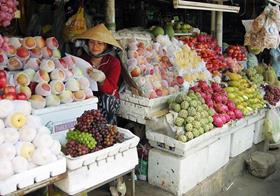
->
[2,127,19,144]
[8,57,23,71]
[40,59,55,73]
[0,52,8,66]
[78,77,90,90]
[33,70,50,83]
[15,142,35,160]
[34,36,46,48]
[0,160,13,180]
[0,143,16,160]
[65,78,80,91]
[6,45,17,57]
[19,126,37,142]
[41,47,53,58]
[24,58,40,71]
[12,156,29,173]
[30,48,42,58]
[14,72,30,86]
[30,95,46,109]
[35,82,51,97]
[9,37,22,49]
[59,90,74,104]
[46,37,59,49]
[50,68,65,81]
[52,49,61,59]
[16,47,30,61]
[22,37,36,49]
[72,67,83,78]
[33,133,54,148]
[73,90,86,101]
[6,112,27,129]
[84,88,94,98]
[0,100,14,118]
[46,95,61,107]
[25,115,42,130]
[50,80,65,95]
[17,85,32,99]
[32,148,57,166]
[50,140,61,155]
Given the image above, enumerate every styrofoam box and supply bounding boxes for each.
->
[32,97,98,142]
[146,125,229,157]
[0,157,66,195]
[54,128,140,195]
[253,118,265,144]
[148,133,231,196]
[118,91,178,124]
[230,123,255,157]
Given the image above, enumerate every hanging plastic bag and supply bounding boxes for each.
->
[63,6,87,42]
[263,108,280,143]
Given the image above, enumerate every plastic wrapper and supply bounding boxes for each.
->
[264,108,280,143]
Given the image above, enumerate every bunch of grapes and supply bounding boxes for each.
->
[0,35,10,52]
[0,0,18,27]
[66,130,97,150]
[65,140,90,157]
[264,85,280,105]
[103,125,118,147]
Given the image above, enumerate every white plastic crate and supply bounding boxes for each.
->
[32,97,98,143]
[118,91,177,124]
[54,128,140,195]
[253,118,265,144]
[146,125,229,157]
[0,157,66,195]
[246,109,266,126]
[230,123,255,157]
[148,132,231,196]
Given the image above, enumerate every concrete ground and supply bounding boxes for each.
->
[89,147,280,196]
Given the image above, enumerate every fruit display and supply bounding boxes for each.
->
[0,100,62,180]
[0,0,18,27]
[225,45,247,61]
[168,91,214,143]
[264,85,280,106]
[126,35,211,98]
[0,70,28,100]
[65,109,125,157]
[179,34,227,73]
[173,22,193,33]
[241,66,264,87]
[224,72,266,115]
[190,81,243,127]
[151,24,175,38]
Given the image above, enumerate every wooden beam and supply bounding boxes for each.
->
[173,0,240,13]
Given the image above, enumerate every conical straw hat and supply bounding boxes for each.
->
[73,23,123,50]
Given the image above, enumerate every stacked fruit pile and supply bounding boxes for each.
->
[224,72,266,115]
[191,81,243,127]
[65,109,124,157]
[264,85,280,106]
[0,70,28,100]
[0,100,62,180]
[169,91,214,143]
[242,66,264,87]
[180,34,226,73]
[225,45,247,61]
[0,0,18,27]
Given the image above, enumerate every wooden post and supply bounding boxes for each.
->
[216,0,223,47]
[105,0,116,32]
[211,11,216,37]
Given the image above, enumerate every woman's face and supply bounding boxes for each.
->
[88,40,108,56]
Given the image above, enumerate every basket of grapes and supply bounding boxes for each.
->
[55,109,140,195]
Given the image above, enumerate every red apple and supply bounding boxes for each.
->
[3,92,16,100]
[176,76,184,85]
[155,89,163,97]
[0,77,7,89]
[28,82,38,94]
[0,70,6,78]
[16,92,28,100]
[130,66,141,77]
[4,86,16,95]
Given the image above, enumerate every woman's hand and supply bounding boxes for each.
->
[87,68,106,83]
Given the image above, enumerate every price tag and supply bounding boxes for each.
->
[15,10,21,19]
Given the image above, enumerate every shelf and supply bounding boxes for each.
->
[173,0,240,13]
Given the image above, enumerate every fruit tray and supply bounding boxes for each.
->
[0,156,66,195]
[118,91,178,124]
[146,124,229,157]
[54,128,140,195]
[64,127,140,170]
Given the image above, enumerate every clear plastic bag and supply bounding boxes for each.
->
[264,108,280,143]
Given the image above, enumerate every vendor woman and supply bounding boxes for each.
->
[73,24,123,124]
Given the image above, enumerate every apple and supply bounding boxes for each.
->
[130,66,141,77]
[0,77,7,89]
[16,85,32,99]
[16,93,28,100]
[0,70,6,78]
[3,92,16,100]
[176,76,184,85]
[4,86,16,95]
[28,82,38,94]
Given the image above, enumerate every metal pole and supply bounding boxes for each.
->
[216,0,223,47]
[105,0,116,32]
[211,11,216,37]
